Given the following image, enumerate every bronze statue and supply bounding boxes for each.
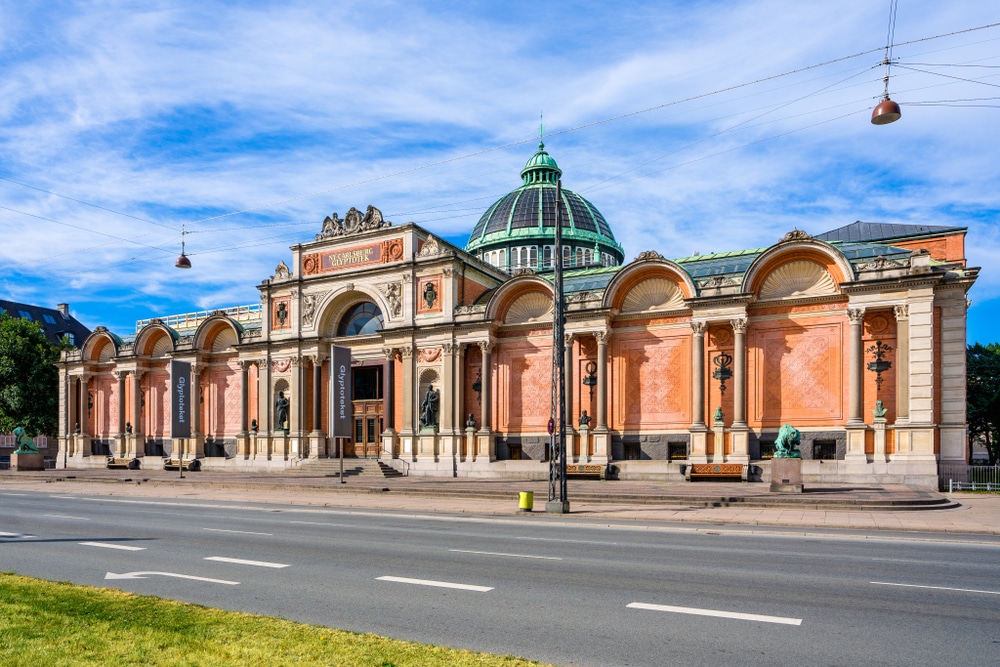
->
[275,391,290,431]
[419,385,439,428]
[12,427,40,454]
[578,410,591,427]
[466,413,476,429]
[773,424,802,459]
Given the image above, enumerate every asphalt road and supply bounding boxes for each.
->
[3,490,999,667]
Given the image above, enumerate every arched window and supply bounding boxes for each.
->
[529,246,538,269]
[543,246,553,269]
[337,302,384,336]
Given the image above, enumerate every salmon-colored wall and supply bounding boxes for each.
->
[460,277,490,307]
[463,345,483,427]
[748,316,847,428]
[707,326,735,427]
[611,328,691,430]
[203,359,239,437]
[496,338,553,432]
[862,311,897,425]
[146,369,169,437]
[93,374,117,437]
[890,232,966,266]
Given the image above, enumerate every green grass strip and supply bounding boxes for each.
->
[0,573,554,667]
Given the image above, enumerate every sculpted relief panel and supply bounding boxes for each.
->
[615,332,690,429]
[499,342,551,431]
[756,323,843,423]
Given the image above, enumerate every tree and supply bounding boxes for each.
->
[967,342,1000,466]
[0,312,61,436]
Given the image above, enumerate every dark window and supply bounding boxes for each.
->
[668,443,687,460]
[813,440,837,460]
[624,443,641,460]
[18,310,32,320]
[43,314,57,324]
[759,441,775,460]
[355,419,364,443]
[353,366,383,400]
[508,444,523,460]
[338,302,384,337]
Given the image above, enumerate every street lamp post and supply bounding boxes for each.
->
[547,180,569,514]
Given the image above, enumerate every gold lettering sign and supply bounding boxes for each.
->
[322,245,381,270]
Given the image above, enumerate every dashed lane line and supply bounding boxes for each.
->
[376,576,493,592]
[449,549,562,560]
[871,581,1000,596]
[79,542,146,551]
[202,527,273,536]
[628,602,802,625]
[205,556,290,569]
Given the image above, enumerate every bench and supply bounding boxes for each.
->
[106,457,140,470]
[565,463,609,480]
[163,458,201,472]
[685,463,749,482]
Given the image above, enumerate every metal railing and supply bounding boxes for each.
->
[939,464,1000,493]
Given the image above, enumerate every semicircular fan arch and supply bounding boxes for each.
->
[759,261,836,300]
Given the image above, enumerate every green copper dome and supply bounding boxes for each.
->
[466,142,624,271]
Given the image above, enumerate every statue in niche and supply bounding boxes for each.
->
[274,391,290,432]
[578,411,591,427]
[125,422,133,435]
[713,406,724,424]
[466,413,476,429]
[773,424,802,459]
[872,399,888,420]
[419,385,439,429]
[250,418,259,433]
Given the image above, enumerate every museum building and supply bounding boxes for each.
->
[56,143,978,488]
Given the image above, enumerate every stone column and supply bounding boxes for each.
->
[728,317,750,464]
[594,331,609,430]
[237,361,251,459]
[689,322,709,463]
[79,374,90,437]
[114,370,126,457]
[311,358,322,434]
[476,339,495,463]
[893,292,937,463]
[893,305,909,423]
[441,343,457,434]
[846,308,866,426]
[455,344,466,437]
[938,293,968,463]
[845,307,868,463]
[190,364,204,458]
[381,348,397,459]
[592,330,611,464]
[399,346,415,458]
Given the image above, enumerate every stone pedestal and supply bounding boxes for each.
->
[769,457,803,493]
[11,452,44,471]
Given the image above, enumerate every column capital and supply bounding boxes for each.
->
[443,342,460,356]
[893,304,909,321]
[399,345,414,359]
[112,369,126,380]
[592,330,609,345]
[382,347,398,361]
[477,339,495,354]
[847,307,866,324]
[237,359,256,371]
[691,321,708,335]
[730,317,748,333]
[564,332,575,348]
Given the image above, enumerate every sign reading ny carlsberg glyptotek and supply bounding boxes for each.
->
[330,345,352,439]
[170,359,192,439]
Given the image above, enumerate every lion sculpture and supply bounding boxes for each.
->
[12,427,40,455]
[773,424,801,459]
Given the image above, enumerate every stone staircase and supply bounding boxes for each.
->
[294,458,403,478]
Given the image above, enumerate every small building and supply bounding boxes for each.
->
[0,301,91,347]
[55,145,978,488]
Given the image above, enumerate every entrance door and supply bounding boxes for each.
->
[349,366,383,458]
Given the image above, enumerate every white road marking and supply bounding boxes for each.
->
[1,493,28,496]
[105,571,239,585]
[79,542,146,551]
[871,581,1000,596]
[43,513,90,520]
[377,576,493,592]
[0,531,34,539]
[202,527,272,536]
[288,520,354,528]
[449,549,562,560]
[205,556,289,569]
[627,602,802,626]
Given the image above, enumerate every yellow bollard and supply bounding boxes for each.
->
[518,491,534,512]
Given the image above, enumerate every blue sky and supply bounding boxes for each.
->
[1,1,998,342]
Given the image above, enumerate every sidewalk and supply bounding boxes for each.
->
[3,467,1000,537]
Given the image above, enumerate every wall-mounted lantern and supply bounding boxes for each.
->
[866,340,893,391]
[712,352,733,396]
[582,361,598,400]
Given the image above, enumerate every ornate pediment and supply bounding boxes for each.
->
[316,205,391,240]
[857,256,906,272]
[779,229,813,243]
[635,250,664,262]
